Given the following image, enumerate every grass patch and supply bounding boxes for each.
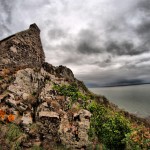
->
[6,123,25,150]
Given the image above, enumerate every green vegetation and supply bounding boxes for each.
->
[6,123,23,141]
[88,101,131,149]
[53,83,88,108]
[6,123,25,150]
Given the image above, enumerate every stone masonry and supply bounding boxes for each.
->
[0,23,45,69]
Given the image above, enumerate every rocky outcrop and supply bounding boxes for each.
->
[0,66,92,149]
[0,23,45,69]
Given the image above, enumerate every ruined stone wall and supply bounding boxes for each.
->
[0,23,45,69]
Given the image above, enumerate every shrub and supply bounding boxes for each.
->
[88,101,131,150]
[101,114,130,149]
[88,101,108,140]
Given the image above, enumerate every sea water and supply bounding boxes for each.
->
[89,84,150,117]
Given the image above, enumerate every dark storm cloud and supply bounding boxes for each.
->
[77,42,100,54]
[86,79,146,87]
[106,42,134,56]
[134,0,150,44]
[108,79,145,87]
[77,29,101,54]
[135,21,150,48]
[105,41,149,56]
[137,0,150,11]
[136,22,150,35]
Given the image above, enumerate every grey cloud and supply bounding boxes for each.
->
[0,0,14,37]
[92,56,112,68]
[136,22,150,35]
[62,56,82,65]
[48,28,66,40]
[77,29,101,54]
[105,41,149,56]
[77,42,100,54]
[87,79,145,87]
[74,0,150,56]
[108,79,145,87]
[135,21,150,47]
[106,42,134,56]
[137,0,150,11]
[0,0,13,23]
[0,24,11,37]
[135,0,150,41]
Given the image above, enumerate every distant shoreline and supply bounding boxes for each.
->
[88,82,150,88]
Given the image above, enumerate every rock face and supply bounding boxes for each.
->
[0,24,92,149]
[0,67,91,149]
[0,23,45,69]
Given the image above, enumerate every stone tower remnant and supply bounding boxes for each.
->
[0,23,45,69]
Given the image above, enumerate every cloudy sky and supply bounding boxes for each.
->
[0,0,150,87]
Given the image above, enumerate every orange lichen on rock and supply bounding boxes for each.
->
[7,114,15,122]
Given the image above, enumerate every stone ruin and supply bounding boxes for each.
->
[0,23,45,69]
